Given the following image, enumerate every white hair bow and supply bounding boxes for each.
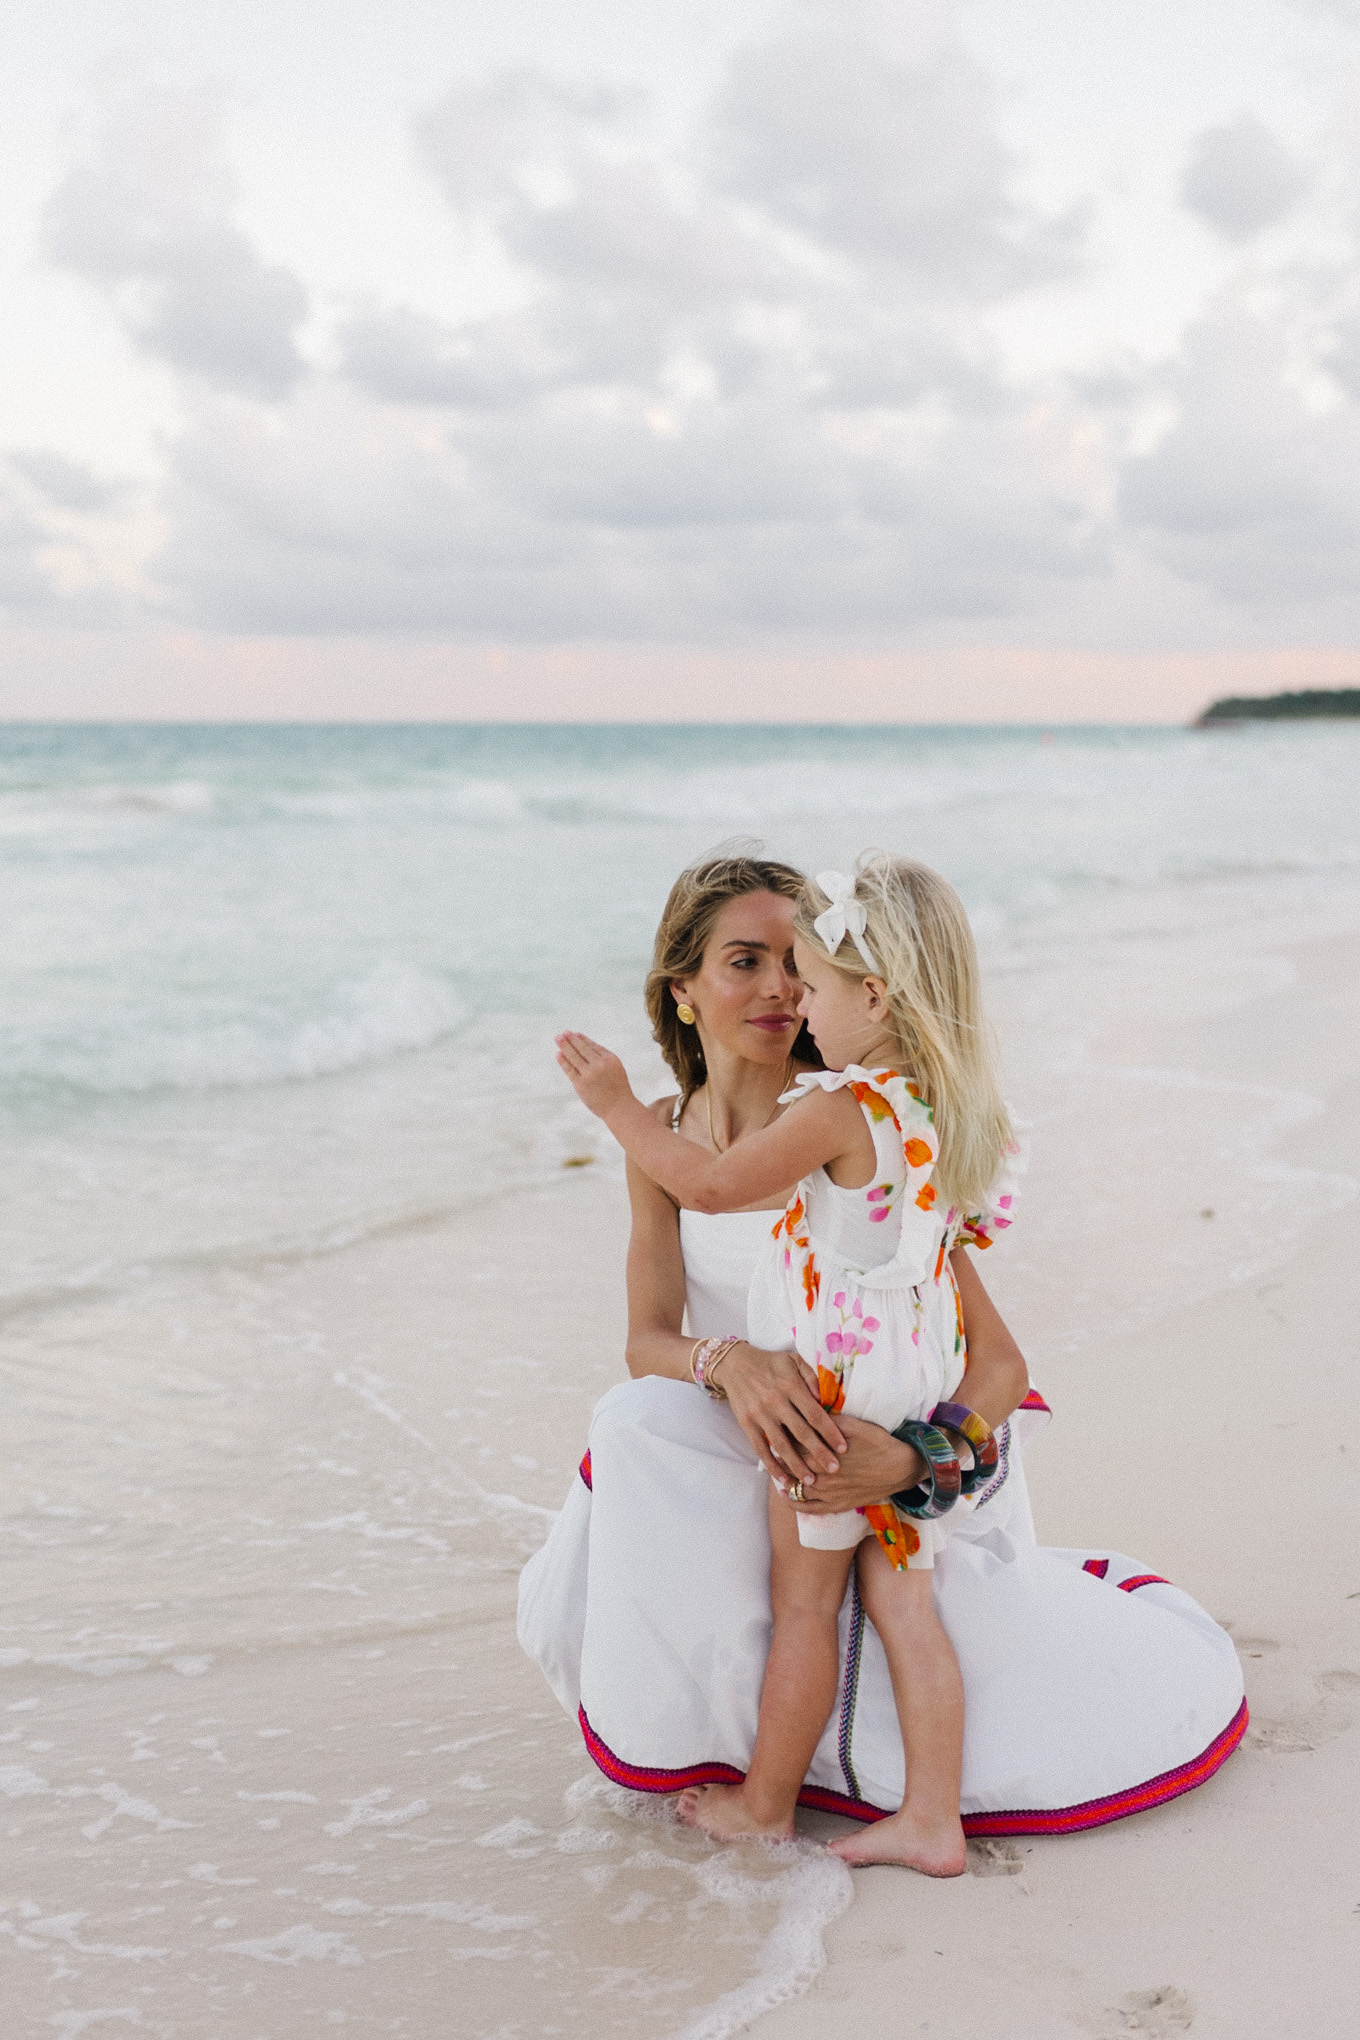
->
[812,870,879,972]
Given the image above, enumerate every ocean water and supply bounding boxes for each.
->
[2,720,1359,2037]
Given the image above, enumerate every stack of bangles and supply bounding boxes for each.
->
[690,1334,742,1399]
[888,1401,999,1519]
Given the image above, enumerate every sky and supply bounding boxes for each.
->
[4,0,1360,721]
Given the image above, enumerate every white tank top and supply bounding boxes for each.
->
[669,1093,779,1338]
[679,1208,771,1338]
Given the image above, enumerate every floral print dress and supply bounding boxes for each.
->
[746,1066,1016,1571]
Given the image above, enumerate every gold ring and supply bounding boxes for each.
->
[787,1480,805,1504]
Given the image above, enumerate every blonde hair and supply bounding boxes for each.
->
[794,853,1011,1215]
[645,852,821,1107]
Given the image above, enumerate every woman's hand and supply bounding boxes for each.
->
[718,1343,849,1484]
[781,1414,924,1513]
[555,1031,634,1117]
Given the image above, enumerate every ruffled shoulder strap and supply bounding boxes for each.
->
[779,1063,935,1134]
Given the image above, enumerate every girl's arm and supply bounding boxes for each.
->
[556,1031,860,1210]
[623,1122,848,1480]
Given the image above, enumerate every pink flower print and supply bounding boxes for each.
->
[997,1195,1013,1210]
[828,1292,877,1365]
[866,1183,893,1222]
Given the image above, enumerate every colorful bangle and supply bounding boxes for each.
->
[929,1401,999,1496]
[691,1335,742,1400]
[889,1419,962,1519]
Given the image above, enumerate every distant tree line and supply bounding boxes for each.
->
[1195,688,1360,725]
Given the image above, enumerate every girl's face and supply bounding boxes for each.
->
[672,891,804,1068]
[792,936,891,1072]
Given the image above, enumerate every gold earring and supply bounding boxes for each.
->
[676,1004,696,1026]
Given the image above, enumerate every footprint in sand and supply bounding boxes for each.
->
[1248,1664,1360,1755]
[966,1838,1024,1877]
[1106,1983,1195,2034]
[1248,1720,1315,1753]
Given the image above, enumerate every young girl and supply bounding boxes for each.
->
[556,855,1015,1875]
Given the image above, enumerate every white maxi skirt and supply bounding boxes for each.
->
[517,1377,1246,1833]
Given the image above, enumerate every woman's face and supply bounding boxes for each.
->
[673,890,803,1068]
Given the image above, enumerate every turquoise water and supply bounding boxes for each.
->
[3,716,1356,1306]
[5,719,1358,1114]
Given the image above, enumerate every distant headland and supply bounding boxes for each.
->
[1194,687,1360,726]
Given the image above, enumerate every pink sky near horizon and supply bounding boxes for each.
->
[5,629,1358,724]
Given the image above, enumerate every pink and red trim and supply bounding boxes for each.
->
[577,1697,1248,1837]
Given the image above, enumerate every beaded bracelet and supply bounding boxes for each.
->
[889,1418,962,1519]
[929,1401,999,1497]
[691,1335,742,1400]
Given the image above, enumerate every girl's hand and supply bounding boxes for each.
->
[555,1032,634,1118]
[718,1343,848,1484]
[782,1414,924,1513]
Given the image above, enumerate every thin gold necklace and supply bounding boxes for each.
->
[706,1056,794,1154]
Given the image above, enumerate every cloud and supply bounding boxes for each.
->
[1119,304,1360,609]
[0,489,59,614]
[1179,115,1312,242]
[708,15,1081,294]
[8,450,125,513]
[194,12,1099,640]
[150,363,1103,640]
[33,4,1356,652]
[45,89,309,399]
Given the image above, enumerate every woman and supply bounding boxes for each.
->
[519,854,1245,1833]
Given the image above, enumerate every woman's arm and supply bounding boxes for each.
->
[788,1248,1028,1515]
[946,1246,1031,1429]
[557,1031,861,1211]
[622,1115,849,1482]
[622,1139,700,1384]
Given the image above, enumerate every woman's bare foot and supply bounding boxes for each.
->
[676,1783,794,1841]
[826,1807,966,1875]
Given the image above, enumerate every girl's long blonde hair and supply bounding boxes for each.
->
[794,853,1012,1215]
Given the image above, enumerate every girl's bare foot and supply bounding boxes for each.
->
[826,1808,966,1876]
[676,1783,794,1841]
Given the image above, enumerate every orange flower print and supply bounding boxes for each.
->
[817,1365,846,1412]
[915,1182,937,1210]
[801,1254,820,1310]
[863,1503,920,1570]
[848,1081,903,1139]
[903,1138,932,1168]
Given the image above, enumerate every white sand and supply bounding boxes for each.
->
[5,914,1359,2037]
